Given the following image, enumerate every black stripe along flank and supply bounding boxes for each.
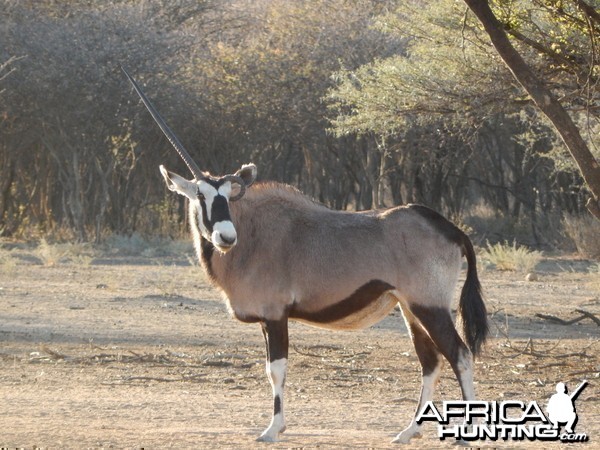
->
[290,279,394,324]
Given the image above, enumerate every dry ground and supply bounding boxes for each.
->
[0,253,598,449]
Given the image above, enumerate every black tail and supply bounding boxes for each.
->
[458,234,488,357]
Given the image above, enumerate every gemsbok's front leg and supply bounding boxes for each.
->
[257,318,289,442]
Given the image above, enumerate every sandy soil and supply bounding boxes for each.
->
[0,254,598,449]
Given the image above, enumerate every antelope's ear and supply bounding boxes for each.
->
[159,165,198,199]
[235,163,257,187]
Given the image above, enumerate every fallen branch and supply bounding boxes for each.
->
[535,309,600,327]
[497,338,594,359]
[535,313,586,325]
[202,360,234,367]
[575,309,600,326]
[568,369,600,376]
[536,362,570,369]
[121,376,181,383]
[106,373,208,385]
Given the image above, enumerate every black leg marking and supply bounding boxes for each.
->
[408,321,442,377]
[274,395,282,416]
[262,319,289,362]
[409,305,473,399]
[409,305,465,368]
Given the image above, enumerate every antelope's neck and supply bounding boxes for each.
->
[189,199,237,288]
[189,201,216,282]
[199,236,218,282]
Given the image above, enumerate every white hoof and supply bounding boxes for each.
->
[392,428,422,444]
[256,433,279,443]
[257,425,285,442]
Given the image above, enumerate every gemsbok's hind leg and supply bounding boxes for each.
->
[409,304,475,403]
[257,318,289,442]
[393,305,444,444]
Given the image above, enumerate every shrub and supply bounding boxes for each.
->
[34,239,96,266]
[35,239,68,266]
[481,240,543,273]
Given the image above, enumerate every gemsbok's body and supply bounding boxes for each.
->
[124,68,489,444]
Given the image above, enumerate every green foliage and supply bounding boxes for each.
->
[491,0,598,77]
[328,1,516,136]
[326,0,598,245]
[329,0,600,138]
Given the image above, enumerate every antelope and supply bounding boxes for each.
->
[123,68,489,444]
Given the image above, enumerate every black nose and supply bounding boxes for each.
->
[220,234,236,245]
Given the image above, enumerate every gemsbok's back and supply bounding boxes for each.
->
[124,68,488,444]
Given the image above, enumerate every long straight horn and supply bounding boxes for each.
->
[122,67,204,180]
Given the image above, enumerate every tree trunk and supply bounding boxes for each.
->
[463,0,600,221]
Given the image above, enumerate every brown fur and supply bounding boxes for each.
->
[194,181,464,327]
[167,167,487,443]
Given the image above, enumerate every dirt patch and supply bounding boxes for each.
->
[0,257,598,448]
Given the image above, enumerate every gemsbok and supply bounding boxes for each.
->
[123,68,489,444]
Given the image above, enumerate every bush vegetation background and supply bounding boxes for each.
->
[0,0,598,258]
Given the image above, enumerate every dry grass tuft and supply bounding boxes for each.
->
[0,246,18,272]
[35,239,68,266]
[481,240,543,273]
[35,239,96,266]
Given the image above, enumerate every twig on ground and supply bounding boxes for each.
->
[536,362,570,369]
[292,344,329,358]
[121,376,181,383]
[307,344,343,351]
[568,369,600,376]
[39,345,68,360]
[575,309,600,326]
[535,313,585,325]
[535,309,600,326]
[104,372,208,385]
[498,339,596,361]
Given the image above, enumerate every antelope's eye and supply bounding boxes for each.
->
[197,190,205,201]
